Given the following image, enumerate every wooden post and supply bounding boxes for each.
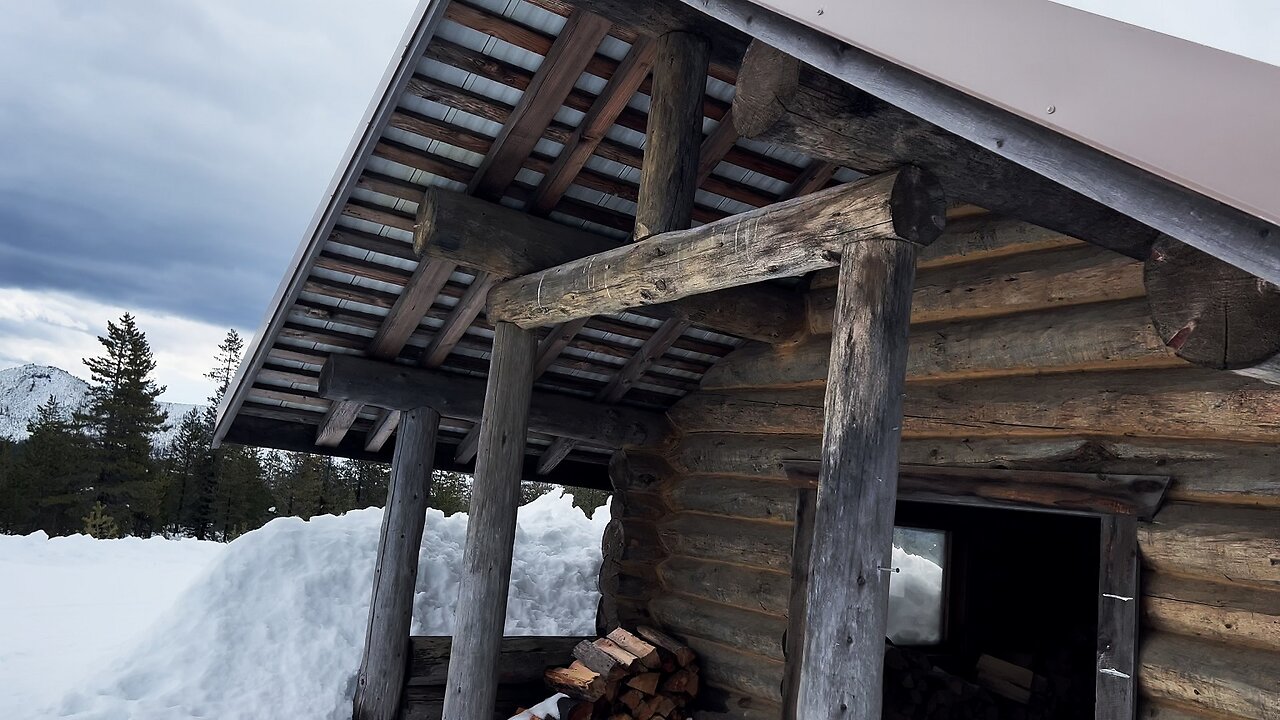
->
[1096,515,1139,720]
[353,406,440,720]
[798,237,920,720]
[783,488,817,720]
[441,321,537,720]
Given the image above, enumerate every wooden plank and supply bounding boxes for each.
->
[528,37,656,215]
[685,0,1280,285]
[414,188,805,343]
[467,9,612,200]
[352,407,439,720]
[406,635,588,686]
[782,488,816,720]
[318,354,672,449]
[316,400,365,447]
[696,108,740,186]
[441,322,538,720]
[1096,515,1139,720]
[419,272,497,368]
[364,409,401,453]
[488,168,945,328]
[798,238,919,720]
[731,40,1158,261]
[780,160,837,200]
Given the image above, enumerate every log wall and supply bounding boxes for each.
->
[603,218,1280,719]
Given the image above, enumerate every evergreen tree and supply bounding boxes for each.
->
[77,313,168,535]
[429,471,472,516]
[205,329,244,405]
[161,407,215,536]
[6,398,93,535]
[82,501,120,538]
[338,460,391,509]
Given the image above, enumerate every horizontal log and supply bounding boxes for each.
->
[1135,702,1222,720]
[413,188,803,344]
[649,595,787,661]
[1143,573,1280,653]
[488,168,945,328]
[1139,503,1280,587]
[683,635,785,704]
[664,475,797,522]
[401,680,549,720]
[670,369,1280,443]
[1139,631,1280,719]
[406,635,588,686]
[703,298,1182,390]
[657,556,791,617]
[671,434,1280,508]
[658,513,794,571]
[809,243,1143,333]
[319,354,671,449]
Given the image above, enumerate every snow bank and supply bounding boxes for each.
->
[0,532,224,716]
[44,489,608,720]
[886,546,945,645]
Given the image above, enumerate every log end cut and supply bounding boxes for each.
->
[889,166,947,247]
[731,41,800,139]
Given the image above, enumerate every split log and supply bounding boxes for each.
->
[1143,574,1280,653]
[413,188,803,344]
[1138,503,1280,587]
[1145,234,1280,384]
[809,243,1144,333]
[487,168,944,328]
[626,672,662,696]
[607,628,661,669]
[636,626,696,668]
[546,661,607,702]
[319,354,671,449]
[575,639,629,680]
[703,298,1180,390]
[1139,631,1280,719]
[731,39,1156,260]
[671,434,1280,509]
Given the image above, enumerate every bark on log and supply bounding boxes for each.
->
[488,168,944,328]
[353,407,439,720]
[1145,234,1280,384]
[442,323,537,720]
[732,40,1156,260]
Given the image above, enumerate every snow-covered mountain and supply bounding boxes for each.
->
[0,364,198,446]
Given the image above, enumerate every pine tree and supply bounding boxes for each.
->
[77,314,168,535]
[6,397,93,535]
[82,501,120,539]
[429,471,473,515]
[205,329,244,406]
[162,407,215,536]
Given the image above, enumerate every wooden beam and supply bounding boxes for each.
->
[732,40,1157,260]
[352,406,439,720]
[696,108,740,186]
[528,37,656,215]
[407,635,590,687]
[420,272,497,368]
[467,9,612,200]
[442,322,537,720]
[1145,233,1280,384]
[488,168,945,328]
[316,400,365,447]
[1096,516,1139,720]
[318,354,671,449]
[782,161,839,200]
[782,488,817,720]
[414,187,804,343]
[799,237,921,720]
[364,409,401,453]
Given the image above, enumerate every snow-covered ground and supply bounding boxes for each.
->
[1,489,945,719]
[1,490,608,719]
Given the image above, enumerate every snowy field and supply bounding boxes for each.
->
[1,490,608,720]
[1,489,944,719]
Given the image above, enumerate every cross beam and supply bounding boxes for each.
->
[487,167,945,329]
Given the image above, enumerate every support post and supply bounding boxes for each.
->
[1095,515,1139,720]
[441,321,538,720]
[798,237,921,720]
[353,406,440,720]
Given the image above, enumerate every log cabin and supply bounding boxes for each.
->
[211,1,1280,719]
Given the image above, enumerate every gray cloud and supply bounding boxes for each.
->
[0,0,418,329]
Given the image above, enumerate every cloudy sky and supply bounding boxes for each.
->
[0,0,417,402]
[0,0,1274,404]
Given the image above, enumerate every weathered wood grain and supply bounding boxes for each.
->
[488,168,944,328]
[809,243,1144,333]
[1139,631,1280,719]
[352,407,439,720]
[441,323,537,720]
[798,238,917,720]
[649,594,787,661]
[731,40,1157,260]
[657,556,790,617]
[683,636,786,704]
[703,298,1182,390]
[406,635,588,686]
[318,354,671,449]
[1139,503,1280,587]
[657,513,795,571]
[782,488,816,720]
[1097,515,1140,720]
[1145,234,1280,384]
[1143,573,1280,653]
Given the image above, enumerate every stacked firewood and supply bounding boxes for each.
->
[541,627,700,720]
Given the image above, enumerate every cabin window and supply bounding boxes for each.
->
[888,526,948,645]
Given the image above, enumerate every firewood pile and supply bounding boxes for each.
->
[535,627,700,720]
[883,644,999,720]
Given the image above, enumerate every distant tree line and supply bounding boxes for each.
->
[0,314,608,540]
